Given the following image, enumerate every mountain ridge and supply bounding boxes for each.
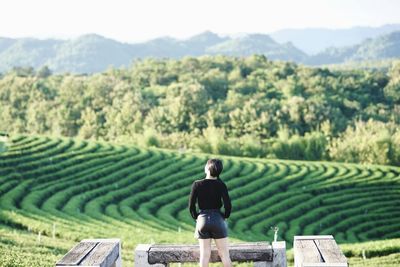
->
[1,25,400,73]
[271,23,400,54]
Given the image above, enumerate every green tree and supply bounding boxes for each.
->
[384,61,400,103]
[36,65,52,78]
[329,119,399,165]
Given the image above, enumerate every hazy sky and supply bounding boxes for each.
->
[1,0,399,43]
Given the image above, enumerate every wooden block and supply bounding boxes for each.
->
[147,242,273,264]
[56,239,121,267]
[272,241,287,267]
[294,236,347,267]
[80,241,119,267]
[294,236,333,240]
[135,244,165,267]
[314,239,347,264]
[294,239,323,265]
[56,242,98,266]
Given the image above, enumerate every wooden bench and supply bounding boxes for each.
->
[134,241,286,267]
[294,236,348,267]
[56,239,121,267]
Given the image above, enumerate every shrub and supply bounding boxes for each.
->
[329,119,400,166]
[270,131,328,160]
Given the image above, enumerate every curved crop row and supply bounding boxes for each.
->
[0,134,399,266]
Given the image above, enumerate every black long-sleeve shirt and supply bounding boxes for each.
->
[188,178,232,220]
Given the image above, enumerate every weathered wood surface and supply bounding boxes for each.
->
[271,241,287,267]
[294,236,334,240]
[80,242,119,267]
[294,236,348,267]
[56,239,121,267]
[56,242,98,266]
[294,239,323,264]
[135,241,287,266]
[314,239,347,263]
[147,242,273,263]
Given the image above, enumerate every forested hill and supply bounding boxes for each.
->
[307,31,400,65]
[271,23,400,55]
[1,55,400,165]
[0,32,305,74]
[1,28,400,73]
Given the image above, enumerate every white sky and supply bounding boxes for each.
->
[1,0,399,43]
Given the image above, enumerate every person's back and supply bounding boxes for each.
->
[188,159,232,267]
[189,178,231,220]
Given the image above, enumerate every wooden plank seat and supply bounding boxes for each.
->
[56,239,121,267]
[135,241,286,267]
[294,236,348,267]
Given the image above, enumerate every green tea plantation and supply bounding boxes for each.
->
[0,135,399,266]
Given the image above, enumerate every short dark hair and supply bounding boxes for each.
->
[207,159,223,178]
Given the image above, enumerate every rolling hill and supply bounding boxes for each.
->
[0,31,304,74]
[206,34,307,62]
[0,134,399,266]
[271,24,400,55]
[1,26,400,73]
[307,31,400,65]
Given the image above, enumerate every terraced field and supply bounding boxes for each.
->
[0,134,400,266]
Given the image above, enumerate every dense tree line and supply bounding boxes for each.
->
[1,55,400,165]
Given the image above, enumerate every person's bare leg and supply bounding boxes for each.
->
[199,238,211,267]
[214,237,232,267]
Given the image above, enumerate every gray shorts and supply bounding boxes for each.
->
[194,209,228,239]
